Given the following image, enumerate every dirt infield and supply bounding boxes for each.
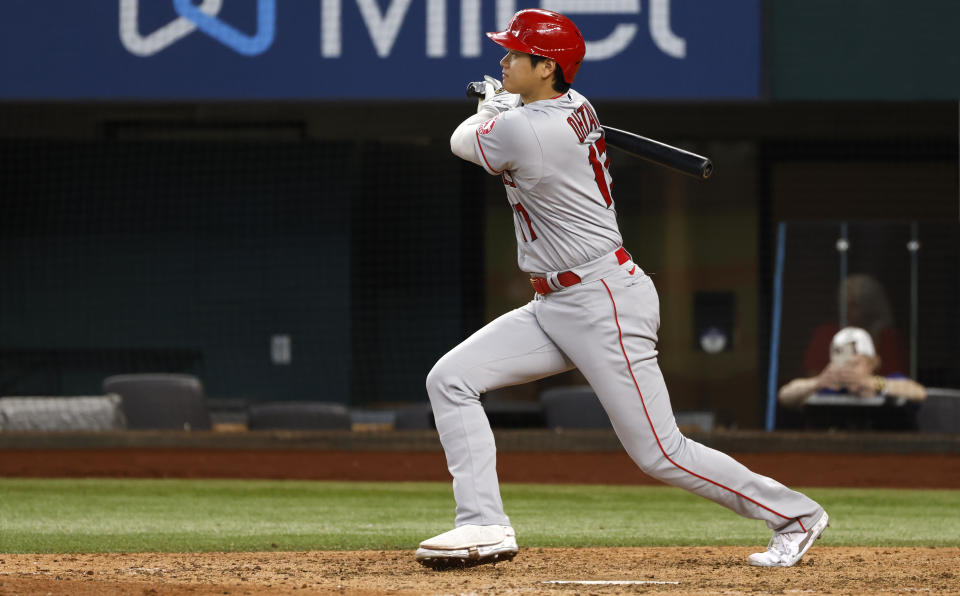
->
[3,449,960,488]
[2,547,959,595]
[2,448,958,594]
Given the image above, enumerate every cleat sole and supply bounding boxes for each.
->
[417,551,517,571]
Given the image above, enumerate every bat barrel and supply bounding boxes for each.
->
[602,126,712,180]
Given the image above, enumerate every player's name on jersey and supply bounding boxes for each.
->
[567,102,602,144]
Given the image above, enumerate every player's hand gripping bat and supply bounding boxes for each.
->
[466,80,713,180]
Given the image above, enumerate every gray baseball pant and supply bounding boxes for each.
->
[426,248,825,534]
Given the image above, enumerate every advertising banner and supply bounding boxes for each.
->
[0,1,761,99]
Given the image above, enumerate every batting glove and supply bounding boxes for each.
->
[479,75,521,114]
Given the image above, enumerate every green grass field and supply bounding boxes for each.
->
[1,479,958,553]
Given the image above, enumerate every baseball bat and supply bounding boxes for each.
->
[465,81,713,180]
[601,126,713,180]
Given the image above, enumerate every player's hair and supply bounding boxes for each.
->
[528,54,571,94]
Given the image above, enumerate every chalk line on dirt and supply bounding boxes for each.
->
[543,580,681,585]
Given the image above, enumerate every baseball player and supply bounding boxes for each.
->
[416,9,828,569]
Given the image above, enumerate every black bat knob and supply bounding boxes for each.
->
[465,81,485,99]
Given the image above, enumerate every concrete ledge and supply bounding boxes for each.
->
[0,429,958,453]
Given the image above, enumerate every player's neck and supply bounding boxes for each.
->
[521,83,561,105]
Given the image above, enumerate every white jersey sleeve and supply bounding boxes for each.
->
[450,106,500,165]
[473,110,543,186]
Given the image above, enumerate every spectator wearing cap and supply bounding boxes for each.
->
[801,274,908,378]
[779,326,926,408]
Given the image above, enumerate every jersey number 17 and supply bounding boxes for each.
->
[588,136,613,208]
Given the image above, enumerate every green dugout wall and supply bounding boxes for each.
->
[769,0,960,100]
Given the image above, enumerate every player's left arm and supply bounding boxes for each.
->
[452,110,542,182]
[450,77,522,166]
[450,108,500,165]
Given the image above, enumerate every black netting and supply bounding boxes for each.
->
[0,138,479,405]
[772,221,960,427]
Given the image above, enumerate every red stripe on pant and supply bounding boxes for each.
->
[600,279,805,533]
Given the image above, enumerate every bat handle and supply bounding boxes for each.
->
[465,81,485,99]
[465,81,486,111]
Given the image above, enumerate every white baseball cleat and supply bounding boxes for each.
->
[416,524,518,570]
[749,512,830,567]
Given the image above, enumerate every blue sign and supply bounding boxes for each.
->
[0,1,760,99]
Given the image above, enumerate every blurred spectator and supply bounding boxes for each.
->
[802,274,908,377]
[780,326,926,408]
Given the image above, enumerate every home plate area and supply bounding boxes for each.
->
[544,579,681,585]
[1,546,957,595]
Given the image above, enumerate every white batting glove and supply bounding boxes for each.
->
[481,75,502,100]
[479,74,521,114]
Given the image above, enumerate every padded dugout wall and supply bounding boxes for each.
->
[0,137,481,404]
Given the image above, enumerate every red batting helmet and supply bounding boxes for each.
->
[486,9,586,84]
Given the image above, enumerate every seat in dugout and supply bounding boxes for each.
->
[103,373,211,431]
[915,387,960,433]
[540,385,612,429]
[246,401,351,430]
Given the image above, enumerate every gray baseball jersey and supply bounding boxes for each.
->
[473,89,621,273]
[430,90,825,535]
